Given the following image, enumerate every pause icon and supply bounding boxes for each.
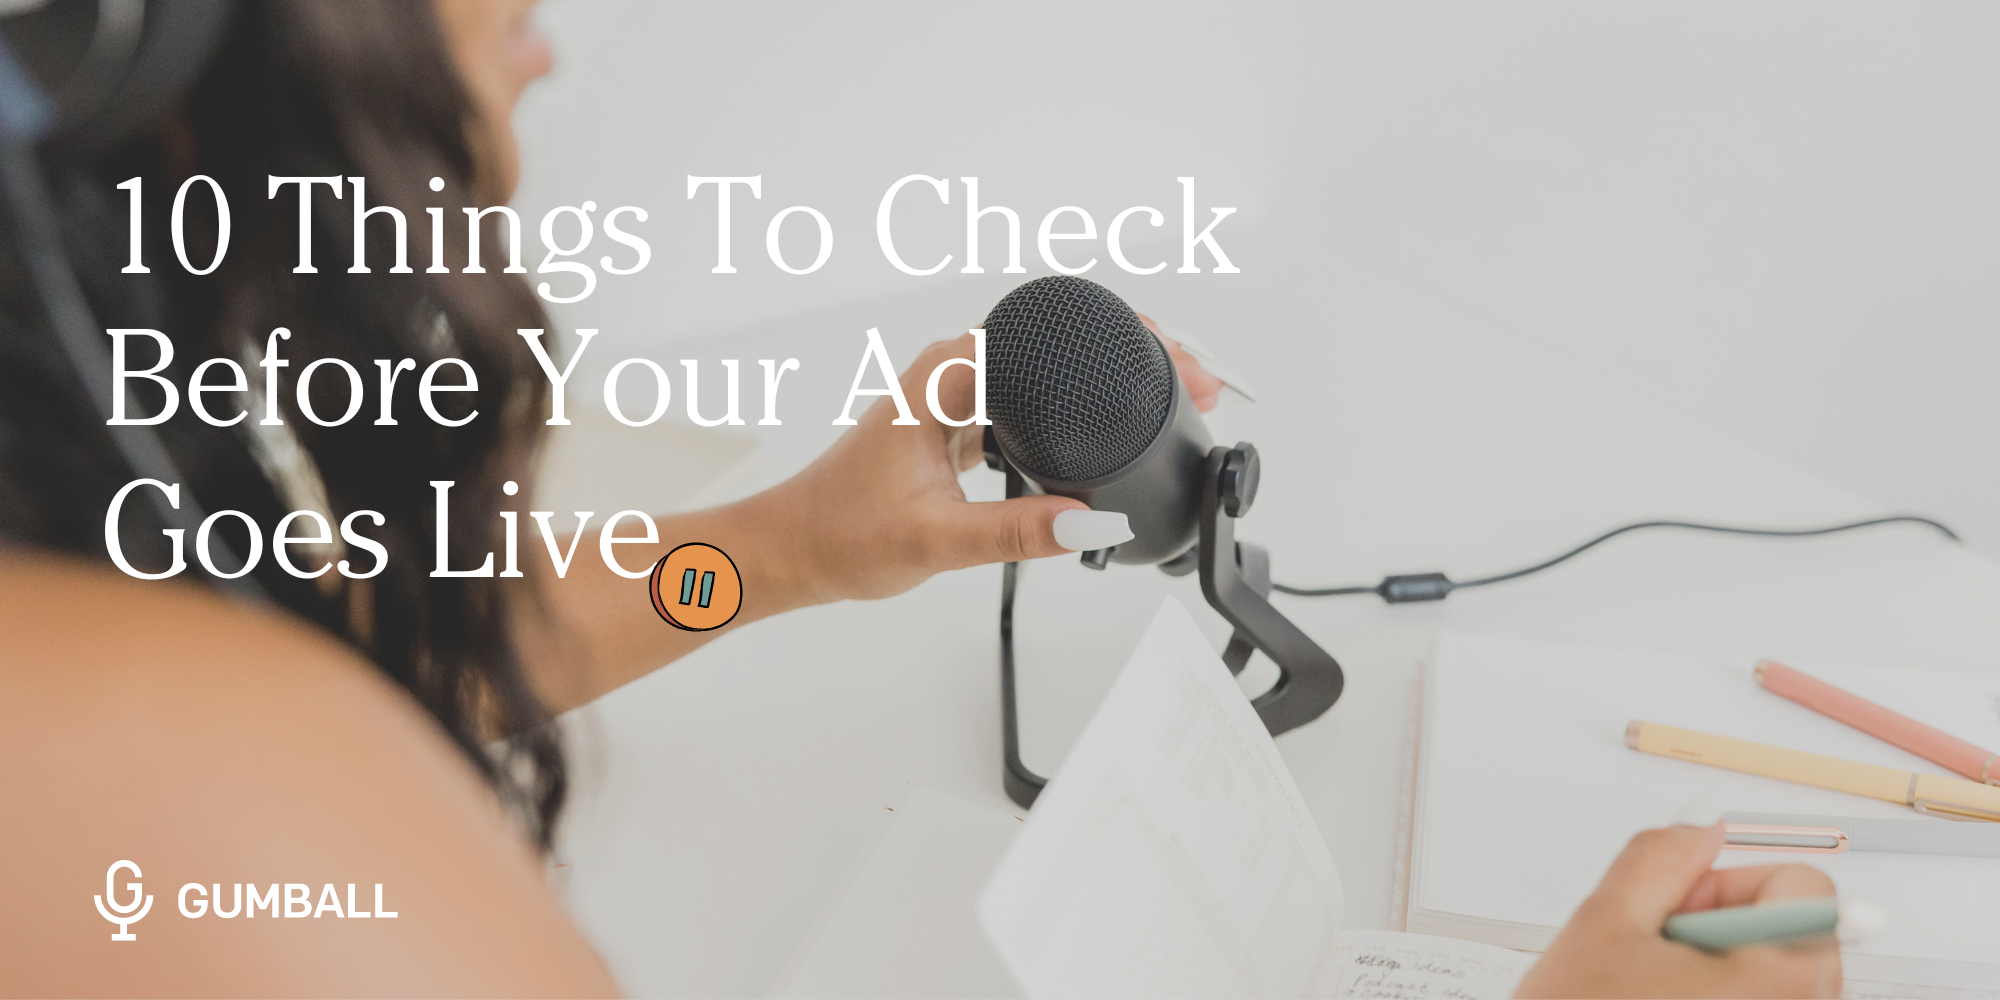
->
[648,542,742,631]
[679,568,716,608]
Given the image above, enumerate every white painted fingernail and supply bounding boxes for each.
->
[1053,509,1133,551]
[1158,324,1260,403]
[1672,787,1728,828]
[1159,325,1215,361]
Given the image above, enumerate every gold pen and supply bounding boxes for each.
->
[1627,720,2000,822]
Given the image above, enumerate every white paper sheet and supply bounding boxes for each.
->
[978,597,1347,999]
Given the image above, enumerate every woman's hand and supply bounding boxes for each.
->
[1514,824,1842,999]
[1142,314,1225,412]
[766,323,1220,605]
[763,333,1080,604]
[518,317,1225,712]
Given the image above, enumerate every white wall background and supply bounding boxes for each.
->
[511,2,2000,555]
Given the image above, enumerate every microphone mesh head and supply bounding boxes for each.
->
[983,275,1175,483]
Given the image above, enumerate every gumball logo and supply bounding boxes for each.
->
[648,543,742,631]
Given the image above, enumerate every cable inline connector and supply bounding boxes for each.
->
[1377,572,1455,603]
[1273,516,1961,602]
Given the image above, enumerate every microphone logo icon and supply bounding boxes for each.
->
[93,860,153,941]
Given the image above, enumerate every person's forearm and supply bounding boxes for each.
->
[509,483,821,715]
[506,329,1144,717]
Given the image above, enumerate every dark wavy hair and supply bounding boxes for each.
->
[0,2,566,845]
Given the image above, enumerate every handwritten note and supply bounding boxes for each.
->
[1329,929,1535,1000]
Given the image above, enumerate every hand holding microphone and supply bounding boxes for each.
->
[762,308,1218,608]
[751,274,1340,807]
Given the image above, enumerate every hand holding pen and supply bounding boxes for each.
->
[1515,823,1843,999]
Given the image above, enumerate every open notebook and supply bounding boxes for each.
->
[1409,633,2000,995]
[977,598,1536,999]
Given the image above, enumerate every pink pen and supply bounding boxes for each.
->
[1757,660,2000,786]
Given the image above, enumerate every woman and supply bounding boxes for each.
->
[0,1,1838,996]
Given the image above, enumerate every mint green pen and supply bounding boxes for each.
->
[1663,897,1883,950]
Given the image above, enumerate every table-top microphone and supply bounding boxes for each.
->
[981,275,1215,566]
[977,274,1343,809]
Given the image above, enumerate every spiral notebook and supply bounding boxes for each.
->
[1407,633,2000,995]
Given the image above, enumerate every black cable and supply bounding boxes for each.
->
[1272,515,1961,603]
[1273,583,1378,597]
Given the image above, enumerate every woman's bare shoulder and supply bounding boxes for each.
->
[0,553,613,996]
[0,552,454,798]
[2,551,374,694]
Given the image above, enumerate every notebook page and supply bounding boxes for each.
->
[1328,929,1534,1000]
[978,597,1346,999]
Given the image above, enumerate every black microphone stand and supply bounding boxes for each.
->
[989,435,1345,808]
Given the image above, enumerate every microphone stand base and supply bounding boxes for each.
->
[997,443,1345,809]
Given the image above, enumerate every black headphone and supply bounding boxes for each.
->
[0,0,232,150]
[0,0,259,596]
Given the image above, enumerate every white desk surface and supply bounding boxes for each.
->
[541,274,2000,998]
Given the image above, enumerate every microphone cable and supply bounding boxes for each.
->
[1272,516,1961,603]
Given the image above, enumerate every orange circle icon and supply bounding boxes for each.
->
[648,543,743,631]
